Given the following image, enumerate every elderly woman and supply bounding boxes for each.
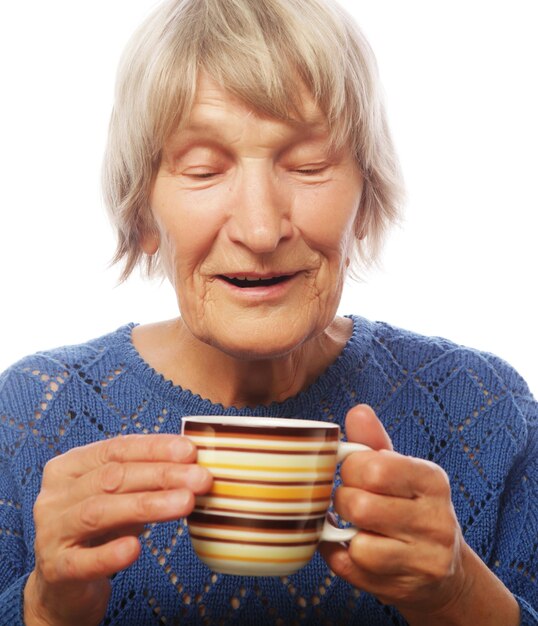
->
[0,0,536,624]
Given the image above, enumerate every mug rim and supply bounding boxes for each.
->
[181,415,339,430]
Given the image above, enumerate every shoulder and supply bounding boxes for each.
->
[359,316,533,394]
[0,324,135,426]
[1,324,135,379]
[351,315,536,434]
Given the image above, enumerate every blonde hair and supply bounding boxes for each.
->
[103,0,404,281]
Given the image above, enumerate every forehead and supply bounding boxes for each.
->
[176,73,330,140]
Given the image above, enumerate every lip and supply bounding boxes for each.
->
[215,271,301,300]
[220,272,297,280]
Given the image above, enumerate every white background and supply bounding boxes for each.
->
[0,1,536,395]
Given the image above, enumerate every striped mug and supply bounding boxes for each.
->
[181,415,370,576]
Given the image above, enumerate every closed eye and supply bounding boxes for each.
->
[182,169,221,179]
[294,167,328,176]
[190,172,218,179]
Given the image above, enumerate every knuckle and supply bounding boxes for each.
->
[331,545,355,578]
[99,462,125,493]
[59,551,78,579]
[424,551,454,581]
[364,457,390,491]
[433,520,457,549]
[79,497,104,532]
[420,459,450,492]
[32,495,46,522]
[97,438,118,464]
[133,492,152,520]
[33,534,50,564]
[41,455,62,485]
[38,558,61,584]
[154,464,174,490]
[33,491,57,526]
[347,491,369,525]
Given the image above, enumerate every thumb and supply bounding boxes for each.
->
[345,404,393,451]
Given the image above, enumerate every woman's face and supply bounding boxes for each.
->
[146,75,363,360]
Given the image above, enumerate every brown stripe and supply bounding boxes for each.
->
[184,423,338,440]
[189,511,325,530]
[195,445,335,455]
[214,477,333,486]
[190,533,318,547]
[193,506,327,517]
[190,518,322,534]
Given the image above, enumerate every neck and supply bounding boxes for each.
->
[132,316,352,408]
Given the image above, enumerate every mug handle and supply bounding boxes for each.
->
[320,441,371,543]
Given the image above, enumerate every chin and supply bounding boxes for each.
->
[201,321,314,362]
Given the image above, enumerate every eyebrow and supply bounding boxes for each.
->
[166,118,331,151]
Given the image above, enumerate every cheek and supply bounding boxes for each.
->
[152,197,222,281]
[299,192,359,261]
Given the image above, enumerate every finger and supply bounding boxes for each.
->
[318,541,363,588]
[340,448,449,499]
[336,485,458,547]
[348,531,411,576]
[56,536,142,581]
[346,532,460,605]
[61,461,212,507]
[345,404,393,452]
[319,536,410,596]
[335,487,419,540]
[90,524,146,547]
[62,489,194,541]
[43,434,198,483]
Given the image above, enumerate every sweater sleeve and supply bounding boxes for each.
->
[0,365,33,626]
[0,574,29,626]
[486,355,538,625]
[0,461,29,626]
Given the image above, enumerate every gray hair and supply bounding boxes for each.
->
[103,0,404,280]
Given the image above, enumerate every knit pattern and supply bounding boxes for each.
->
[0,316,536,625]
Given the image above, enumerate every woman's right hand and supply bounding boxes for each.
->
[23,434,212,626]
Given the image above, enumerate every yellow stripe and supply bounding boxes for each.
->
[195,550,305,565]
[210,482,332,500]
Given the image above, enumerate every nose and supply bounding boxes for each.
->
[225,166,293,254]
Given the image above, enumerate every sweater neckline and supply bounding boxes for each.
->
[115,315,372,414]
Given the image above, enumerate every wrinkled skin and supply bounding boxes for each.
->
[25,435,212,626]
[319,405,519,625]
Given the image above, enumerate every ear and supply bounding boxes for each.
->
[140,229,159,255]
[354,207,367,241]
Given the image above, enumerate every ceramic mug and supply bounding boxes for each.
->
[181,415,370,576]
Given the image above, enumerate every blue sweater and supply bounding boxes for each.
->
[0,316,536,625]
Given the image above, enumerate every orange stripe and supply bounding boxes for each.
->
[190,533,317,547]
[210,483,332,499]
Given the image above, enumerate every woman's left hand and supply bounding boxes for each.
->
[319,404,472,621]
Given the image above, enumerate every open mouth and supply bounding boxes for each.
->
[219,274,295,288]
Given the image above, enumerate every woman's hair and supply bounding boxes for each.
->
[103,0,404,281]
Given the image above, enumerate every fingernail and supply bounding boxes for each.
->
[167,489,191,511]
[170,437,195,460]
[186,465,211,491]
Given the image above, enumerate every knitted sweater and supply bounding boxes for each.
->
[0,316,536,625]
